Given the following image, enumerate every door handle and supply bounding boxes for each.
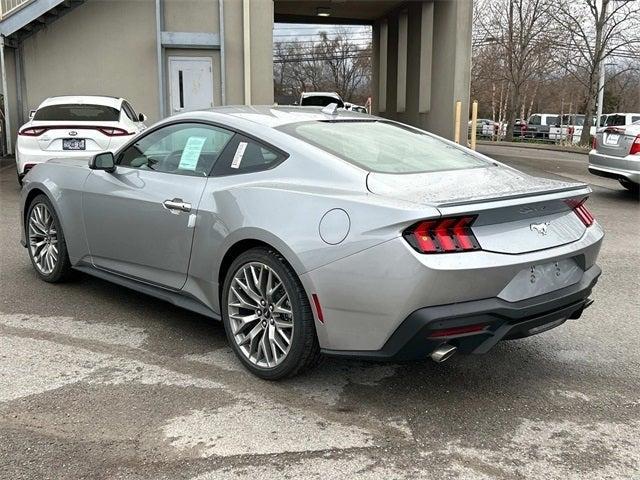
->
[163,198,191,214]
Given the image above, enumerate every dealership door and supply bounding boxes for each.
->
[169,57,214,114]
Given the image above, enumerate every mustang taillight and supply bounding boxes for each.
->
[404,216,481,254]
[566,198,594,227]
[630,135,640,155]
[18,127,47,136]
[97,127,131,136]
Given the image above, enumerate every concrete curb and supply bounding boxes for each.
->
[477,140,589,155]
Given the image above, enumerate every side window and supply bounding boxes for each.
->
[213,135,286,176]
[529,115,541,125]
[117,123,234,177]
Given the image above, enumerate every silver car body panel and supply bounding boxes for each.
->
[20,106,604,353]
[82,168,208,289]
[589,123,640,184]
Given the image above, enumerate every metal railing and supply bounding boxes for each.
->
[1,0,33,19]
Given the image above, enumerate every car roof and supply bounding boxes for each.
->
[183,105,372,128]
[38,96,123,109]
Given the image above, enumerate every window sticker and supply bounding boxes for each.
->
[179,136,207,170]
[231,142,248,169]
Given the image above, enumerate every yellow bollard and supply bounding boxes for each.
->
[470,100,478,150]
[454,101,462,144]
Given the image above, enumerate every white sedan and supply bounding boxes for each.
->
[16,95,147,184]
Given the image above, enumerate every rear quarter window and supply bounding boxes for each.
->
[212,135,287,176]
[33,104,120,122]
[279,120,489,174]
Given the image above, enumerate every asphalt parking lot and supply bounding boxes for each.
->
[1,147,638,480]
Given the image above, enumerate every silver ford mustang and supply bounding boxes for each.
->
[20,106,604,379]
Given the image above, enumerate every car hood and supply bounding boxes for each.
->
[366,165,585,207]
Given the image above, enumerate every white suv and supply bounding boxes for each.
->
[16,95,147,184]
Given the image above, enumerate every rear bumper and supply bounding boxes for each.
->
[322,264,601,361]
[16,148,92,173]
[16,136,130,174]
[589,151,640,184]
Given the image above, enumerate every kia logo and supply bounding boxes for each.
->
[68,131,78,136]
[530,222,550,236]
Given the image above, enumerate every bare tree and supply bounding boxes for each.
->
[475,0,557,141]
[273,29,372,105]
[604,60,640,112]
[555,0,640,145]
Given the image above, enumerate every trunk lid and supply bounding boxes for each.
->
[30,120,119,152]
[367,165,591,254]
[596,125,640,158]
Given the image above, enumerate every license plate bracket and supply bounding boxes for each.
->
[605,133,619,145]
[498,258,582,303]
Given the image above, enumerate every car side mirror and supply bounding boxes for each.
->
[29,109,36,119]
[90,152,116,173]
[138,112,147,122]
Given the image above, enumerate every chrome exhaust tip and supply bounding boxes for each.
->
[431,344,457,363]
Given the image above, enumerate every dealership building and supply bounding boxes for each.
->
[0,0,472,154]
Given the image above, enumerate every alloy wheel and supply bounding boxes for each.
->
[28,203,59,275]
[227,262,294,368]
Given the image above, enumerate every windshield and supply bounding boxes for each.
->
[34,104,120,122]
[562,115,585,126]
[279,120,490,174]
[606,115,628,127]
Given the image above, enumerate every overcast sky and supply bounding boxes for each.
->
[273,23,372,45]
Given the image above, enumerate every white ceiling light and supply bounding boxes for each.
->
[316,7,331,17]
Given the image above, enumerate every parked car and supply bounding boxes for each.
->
[549,114,586,144]
[468,118,495,136]
[589,119,640,192]
[524,113,559,140]
[343,102,368,114]
[491,119,525,138]
[603,113,640,127]
[593,114,609,135]
[513,119,527,137]
[16,95,147,184]
[19,106,603,379]
[299,92,344,108]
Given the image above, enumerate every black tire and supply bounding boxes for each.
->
[221,247,321,380]
[17,170,23,186]
[26,194,73,283]
[619,179,639,194]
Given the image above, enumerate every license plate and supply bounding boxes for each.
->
[62,138,85,150]
[605,134,619,145]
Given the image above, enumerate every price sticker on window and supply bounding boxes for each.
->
[231,142,248,169]
[179,136,207,171]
